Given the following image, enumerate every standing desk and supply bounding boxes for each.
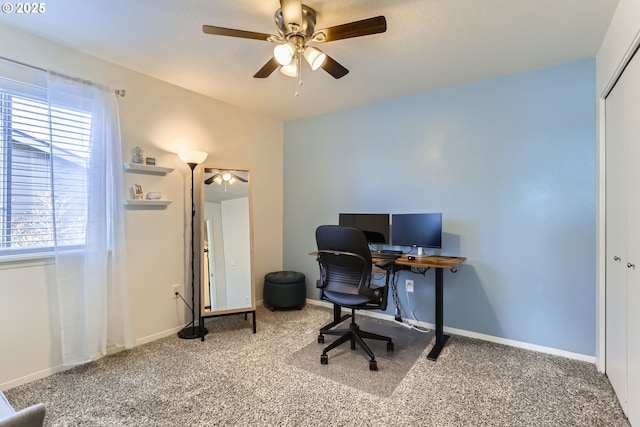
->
[313,251,466,361]
[381,255,466,360]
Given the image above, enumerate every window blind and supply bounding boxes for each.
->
[0,71,91,258]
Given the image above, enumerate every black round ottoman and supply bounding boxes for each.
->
[264,271,306,311]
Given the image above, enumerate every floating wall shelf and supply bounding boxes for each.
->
[124,199,172,206]
[123,163,174,175]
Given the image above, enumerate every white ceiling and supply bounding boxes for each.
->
[0,0,619,121]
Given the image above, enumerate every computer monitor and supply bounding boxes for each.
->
[391,213,442,255]
[338,213,390,244]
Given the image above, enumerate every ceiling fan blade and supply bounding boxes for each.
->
[254,57,280,78]
[202,25,272,41]
[313,16,387,42]
[204,176,216,185]
[232,173,248,183]
[321,55,349,79]
[280,0,302,28]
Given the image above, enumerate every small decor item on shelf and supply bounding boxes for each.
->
[146,192,161,200]
[131,146,144,164]
[133,183,143,200]
[145,157,156,166]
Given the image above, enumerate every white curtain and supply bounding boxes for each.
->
[47,72,133,366]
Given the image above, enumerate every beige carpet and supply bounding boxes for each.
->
[3,305,629,426]
[286,315,433,397]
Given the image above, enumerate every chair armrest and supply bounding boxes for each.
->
[0,403,45,427]
[358,285,384,301]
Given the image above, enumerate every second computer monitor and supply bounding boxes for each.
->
[391,213,442,250]
[338,213,390,244]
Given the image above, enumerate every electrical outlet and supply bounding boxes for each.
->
[171,284,181,299]
[406,279,414,293]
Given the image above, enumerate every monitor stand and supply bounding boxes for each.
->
[412,246,430,258]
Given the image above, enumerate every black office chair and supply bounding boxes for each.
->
[315,225,394,371]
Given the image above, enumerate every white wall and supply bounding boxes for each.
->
[0,24,283,389]
[595,0,640,370]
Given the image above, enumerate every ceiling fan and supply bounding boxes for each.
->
[202,0,387,80]
[204,168,248,186]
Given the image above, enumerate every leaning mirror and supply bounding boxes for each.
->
[200,168,255,327]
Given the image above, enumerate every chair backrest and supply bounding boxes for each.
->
[315,225,373,297]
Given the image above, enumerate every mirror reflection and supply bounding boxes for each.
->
[202,168,252,313]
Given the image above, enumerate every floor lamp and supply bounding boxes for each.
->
[177,150,209,340]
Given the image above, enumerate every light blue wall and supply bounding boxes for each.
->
[283,58,596,356]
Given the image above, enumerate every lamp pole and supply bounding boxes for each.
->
[177,151,209,340]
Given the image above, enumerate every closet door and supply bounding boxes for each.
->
[605,49,640,426]
[605,64,627,407]
[624,51,640,426]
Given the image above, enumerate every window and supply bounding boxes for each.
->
[0,77,92,258]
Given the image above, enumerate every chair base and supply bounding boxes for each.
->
[319,303,351,333]
[318,308,393,371]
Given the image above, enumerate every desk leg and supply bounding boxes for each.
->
[427,268,449,360]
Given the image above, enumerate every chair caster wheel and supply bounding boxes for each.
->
[369,360,378,371]
[321,354,328,365]
[318,335,324,343]
[387,342,394,352]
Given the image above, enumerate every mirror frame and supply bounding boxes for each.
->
[199,166,255,318]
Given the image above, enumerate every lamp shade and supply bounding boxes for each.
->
[177,150,208,165]
[280,61,298,77]
[274,43,295,65]
[303,46,326,71]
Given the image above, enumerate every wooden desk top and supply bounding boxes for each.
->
[384,255,466,269]
[310,251,466,269]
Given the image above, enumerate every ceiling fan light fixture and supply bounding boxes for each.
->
[303,46,326,71]
[274,42,295,65]
[203,6,387,80]
[213,175,223,185]
[222,171,233,182]
[280,61,299,77]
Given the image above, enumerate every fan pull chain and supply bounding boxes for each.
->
[295,54,303,97]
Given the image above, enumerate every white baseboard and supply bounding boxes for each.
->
[135,325,185,346]
[1,364,69,391]
[304,299,595,364]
